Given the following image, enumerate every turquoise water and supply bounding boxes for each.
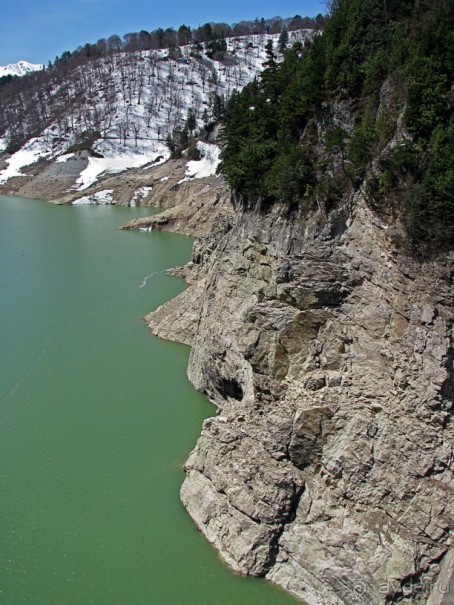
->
[0,195,297,605]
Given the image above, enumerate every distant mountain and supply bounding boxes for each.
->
[0,60,44,78]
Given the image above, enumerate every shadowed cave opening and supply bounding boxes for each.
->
[217,377,244,401]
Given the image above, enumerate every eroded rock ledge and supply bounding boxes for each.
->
[146,186,453,604]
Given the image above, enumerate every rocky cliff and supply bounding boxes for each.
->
[146,182,453,604]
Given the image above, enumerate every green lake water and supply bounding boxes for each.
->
[0,195,298,605]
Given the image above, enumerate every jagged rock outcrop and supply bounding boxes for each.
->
[147,184,453,604]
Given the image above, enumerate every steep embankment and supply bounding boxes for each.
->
[145,176,453,604]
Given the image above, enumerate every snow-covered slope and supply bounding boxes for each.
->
[0,31,311,188]
[0,60,44,78]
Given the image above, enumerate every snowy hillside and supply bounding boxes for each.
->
[0,60,44,78]
[0,31,310,188]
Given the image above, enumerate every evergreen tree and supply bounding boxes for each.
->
[278,29,289,53]
[221,0,454,248]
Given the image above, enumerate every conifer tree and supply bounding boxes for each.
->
[278,29,289,53]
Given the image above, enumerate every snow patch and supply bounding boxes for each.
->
[72,189,114,205]
[0,138,53,184]
[75,139,169,190]
[56,153,75,163]
[130,186,153,207]
[76,154,149,190]
[180,142,221,183]
[0,137,7,152]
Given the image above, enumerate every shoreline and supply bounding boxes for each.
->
[142,184,454,605]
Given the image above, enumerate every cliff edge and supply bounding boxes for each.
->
[146,185,453,604]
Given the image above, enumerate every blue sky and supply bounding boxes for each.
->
[0,0,326,66]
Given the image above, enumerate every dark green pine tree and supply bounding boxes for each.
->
[221,0,454,248]
[278,29,289,53]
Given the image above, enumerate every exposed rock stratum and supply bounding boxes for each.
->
[145,178,453,605]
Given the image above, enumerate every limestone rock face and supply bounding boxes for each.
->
[147,189,453,604]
